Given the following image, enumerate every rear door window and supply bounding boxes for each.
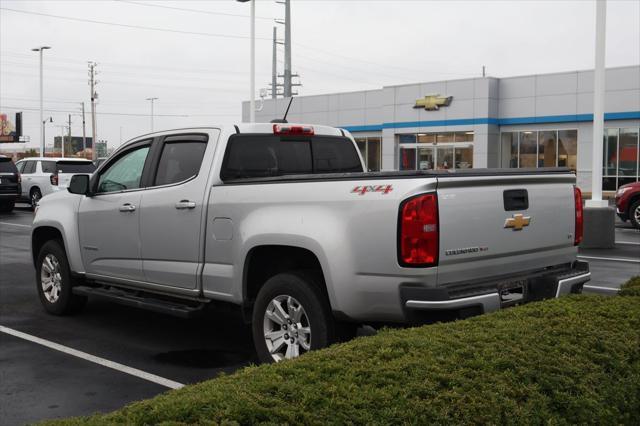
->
[23,161,36,174]
[221,135,361,180]
[41,161,56,173]
[56,161,96,174]
[0,158,18,173]
[153,138,208,186]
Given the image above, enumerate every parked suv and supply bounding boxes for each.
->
[0,156,21,212]
[16,157,96,209]
[615,181,640,229]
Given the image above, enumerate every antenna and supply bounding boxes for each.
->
[270,97,294,123]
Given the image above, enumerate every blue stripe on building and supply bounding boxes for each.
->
[342,111,640,132]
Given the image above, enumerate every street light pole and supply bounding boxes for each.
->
[146,97,158,132]
[32,46,51,156]
[587,0,608,208]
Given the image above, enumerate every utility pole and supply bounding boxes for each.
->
[67,114,72,157]
[283,0,292,97]
[88,62,98,162]
[271,26,278,99]
[276,0,300,98]
[32,46,51,156]
[80,102,86,154]
[482,65,486,77]
[146,97,158,132]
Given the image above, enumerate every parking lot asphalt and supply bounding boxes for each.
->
[1,204,639,424]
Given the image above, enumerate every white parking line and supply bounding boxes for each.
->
[0,325,185,390]
[616,241,640,246]
[577,255,640,264]
[0,222,31,228]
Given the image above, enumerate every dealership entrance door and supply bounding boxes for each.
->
[400,144,472,170]
[398,132,474,171]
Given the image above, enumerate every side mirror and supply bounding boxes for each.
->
[68,174,91,196]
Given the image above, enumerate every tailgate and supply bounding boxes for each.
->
[435,172,578,285]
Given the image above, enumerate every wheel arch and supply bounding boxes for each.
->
[242,243,336,317]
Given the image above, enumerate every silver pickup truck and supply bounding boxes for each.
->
[31,123,590,363]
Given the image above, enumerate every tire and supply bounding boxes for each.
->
[252,271,336,363]
[30,188,42,210]
[36,240,87,315]
[0,201,15,213]
[629,200,640,230]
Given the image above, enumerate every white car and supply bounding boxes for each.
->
[15,157,96,209]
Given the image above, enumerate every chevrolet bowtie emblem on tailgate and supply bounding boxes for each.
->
[413,95,453,111]
[504,213,531,231]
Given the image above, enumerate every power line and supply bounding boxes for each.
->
[1,105,238,117]
[115,0,274,20]
[0,7,272,40]
[1,52,271,77]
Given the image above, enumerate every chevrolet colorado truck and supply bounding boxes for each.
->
[31,123,590,363]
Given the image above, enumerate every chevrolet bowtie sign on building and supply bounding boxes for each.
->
[413,95,453,111]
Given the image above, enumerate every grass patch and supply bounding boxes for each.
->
[49,284,640,425]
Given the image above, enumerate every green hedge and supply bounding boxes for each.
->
[620,276,640,297]
[50,284,640,425]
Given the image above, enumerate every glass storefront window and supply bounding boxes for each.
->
[603,127,640,190]
[400,147,416,170]
[417,134,436,144]
[501,132,518,168]
[619,128,639,178]
[367,138,381,171]
[436,146,454,169]
[436,132,454,143]
[354,136,382,172]
[603,129,618,177]
[399,134,416,144]
[538,131,557,167]
[501,129,577,170]
[455,146,473,169]
[418,147,434,170]
[557,130,577,171]
[454,131,474,142]
[518,131,537,168]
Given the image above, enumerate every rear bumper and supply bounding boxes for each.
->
[0,192,19,201]
[402,261,590,321]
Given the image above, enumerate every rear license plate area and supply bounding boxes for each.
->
[498,279,527,306]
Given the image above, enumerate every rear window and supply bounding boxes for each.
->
[221,135,362,180]
[0,158,18,173]
[56,161,96,174]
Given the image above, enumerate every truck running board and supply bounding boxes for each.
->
[72,285,208,319]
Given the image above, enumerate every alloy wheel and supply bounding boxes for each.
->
[41,254,62,303]
[263,295,311,362]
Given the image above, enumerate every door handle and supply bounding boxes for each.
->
[119,203,136,212]
[175,200,196,210]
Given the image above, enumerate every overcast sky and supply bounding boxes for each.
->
[1,0,639,151]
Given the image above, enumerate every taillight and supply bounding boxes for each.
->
[574,186,583,246]
[50,173,58,186]
[398,193,439,267]
[273,124,314,136]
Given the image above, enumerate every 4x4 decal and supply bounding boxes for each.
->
[351,185,393,196]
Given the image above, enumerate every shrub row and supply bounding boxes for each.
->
[50,279,640,425]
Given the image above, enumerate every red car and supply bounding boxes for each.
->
[615,181,640,229]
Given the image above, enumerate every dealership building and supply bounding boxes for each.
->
[243,65,640,193]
